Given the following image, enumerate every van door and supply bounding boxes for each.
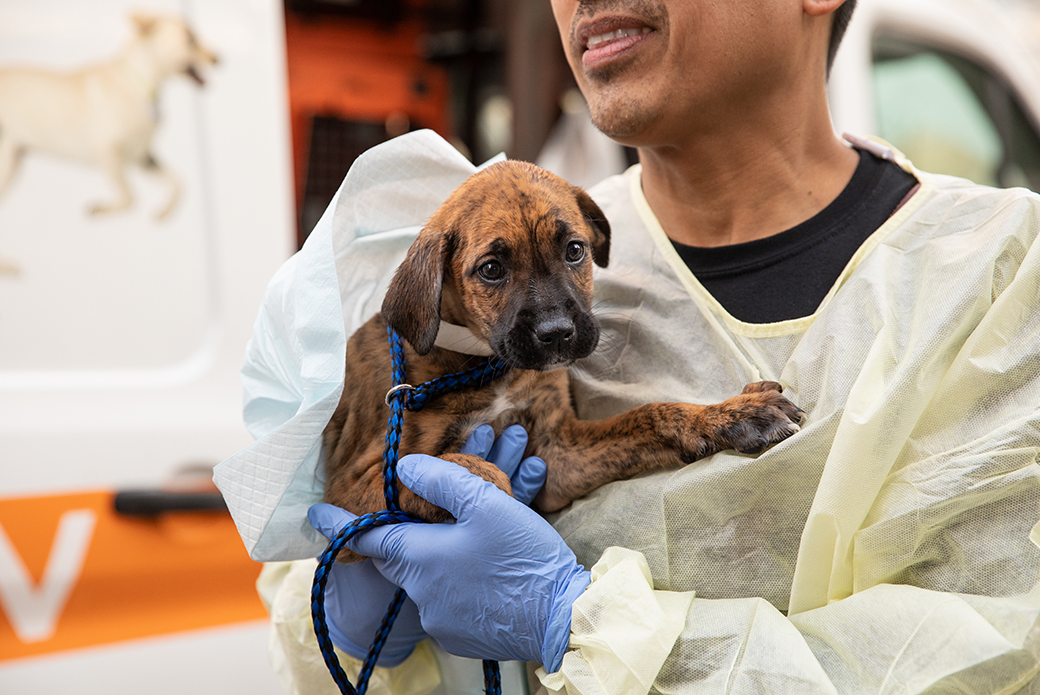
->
[0,0,294,692]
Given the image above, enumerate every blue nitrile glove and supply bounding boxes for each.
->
[308,424,549,666]
[460,423,548,505]
[308,504,426,667]
[341,453,591,672]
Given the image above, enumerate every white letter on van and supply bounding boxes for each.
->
[0,509,97,643]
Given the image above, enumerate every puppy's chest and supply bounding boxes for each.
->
[458,382,532,431]
[419,381,534,443]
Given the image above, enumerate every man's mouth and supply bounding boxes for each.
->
[587,27,651,48]
[579,20,654,71]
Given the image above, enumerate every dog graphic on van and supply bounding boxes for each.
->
[0,13,217,225]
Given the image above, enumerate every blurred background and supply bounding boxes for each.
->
[0,0,1038,693]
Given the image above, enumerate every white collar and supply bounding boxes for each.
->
[433,321,495,356]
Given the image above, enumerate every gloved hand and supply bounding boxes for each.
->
[341,452,591,672]
[308,505,426,667]
[461,423,548,505]
[308,424,549,667]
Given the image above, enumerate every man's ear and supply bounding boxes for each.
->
[381,227,453,355]
[574,187,610,267]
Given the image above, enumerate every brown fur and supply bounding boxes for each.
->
[323,162,803,558]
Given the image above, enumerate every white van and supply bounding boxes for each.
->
[0,1,293,693]
[830,0,1040,191]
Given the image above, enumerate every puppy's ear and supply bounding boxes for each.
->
[573,187,611,267]
[381,227,453,355]
[130,13,159,36]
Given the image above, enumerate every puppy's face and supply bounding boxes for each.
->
[383,161,610,370]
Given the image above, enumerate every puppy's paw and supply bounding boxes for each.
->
[395,452,513,525]
[397,487,455,524]
[437,452,513,497]
[740,380,784,395]
[704,385,805,456]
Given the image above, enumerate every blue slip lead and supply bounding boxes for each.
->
[311,326,510,695]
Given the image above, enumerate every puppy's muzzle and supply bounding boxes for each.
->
[495,306,600,370]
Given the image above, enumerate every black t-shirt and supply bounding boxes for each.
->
[671,149,919,323]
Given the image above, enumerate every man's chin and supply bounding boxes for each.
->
[591,116,640,142]
[588,96,654,143]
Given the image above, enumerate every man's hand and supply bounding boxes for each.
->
[308,504,427,667]
[459,423,548,505]
[308,424,551,666]
[340,452,590,671]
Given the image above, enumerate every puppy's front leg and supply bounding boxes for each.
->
[534,382,804,512]
[399,453,513,523]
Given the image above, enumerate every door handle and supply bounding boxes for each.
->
[113,490,227,516]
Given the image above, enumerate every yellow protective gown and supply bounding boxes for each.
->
[228,132,1040,695]
[535,160,1040,694]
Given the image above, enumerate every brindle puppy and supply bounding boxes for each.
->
[323,161,803,547]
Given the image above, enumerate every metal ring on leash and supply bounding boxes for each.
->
[384,383,414,406]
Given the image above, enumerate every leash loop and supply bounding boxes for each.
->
[312,325,509,695]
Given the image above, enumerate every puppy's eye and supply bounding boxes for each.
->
[565,241,586,263]
[478,260,505,282]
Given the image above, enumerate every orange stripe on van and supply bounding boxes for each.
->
[0,491,266,661]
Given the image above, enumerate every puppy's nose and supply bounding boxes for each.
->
[535,317,575,351]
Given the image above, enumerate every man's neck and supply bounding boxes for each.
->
[637,112,859,249]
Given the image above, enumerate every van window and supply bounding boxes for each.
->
[872,34,1040,191]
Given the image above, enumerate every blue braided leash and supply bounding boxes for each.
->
[311,326,510,695]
